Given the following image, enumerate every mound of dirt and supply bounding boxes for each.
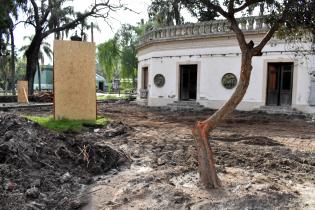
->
[0,112,126,210]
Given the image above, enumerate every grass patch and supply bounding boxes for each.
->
[97,94,128,101]
[26,115,108,132]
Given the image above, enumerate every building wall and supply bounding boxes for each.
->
[34,66,53,90]
[137,36,315,113]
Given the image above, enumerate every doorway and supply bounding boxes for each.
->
[179,64,197,100]
[142,67,148,89]
[266,63,293,106]
[98,81,104,91]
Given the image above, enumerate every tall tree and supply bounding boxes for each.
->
[117,24,138,87]
[22,0,122,94]
[148,0,183,26]
[187,0,315,189]
[0,0,27,92]
[181,0,219,21]
[77,18,100,42]
[97,37,121,84]
[20,35,52,91]
[97,23,140,89]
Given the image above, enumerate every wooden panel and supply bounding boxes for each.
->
[17,80,28,103]
[53,40,96,120]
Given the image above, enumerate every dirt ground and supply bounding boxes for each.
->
[3,102,315,210]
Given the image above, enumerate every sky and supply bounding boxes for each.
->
[14,0,154,64]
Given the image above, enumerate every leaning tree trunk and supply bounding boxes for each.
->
[192,52,253,189]
[25,34,42,95]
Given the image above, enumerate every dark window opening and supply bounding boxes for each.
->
[180,64,197,100]
[142,67,148,89]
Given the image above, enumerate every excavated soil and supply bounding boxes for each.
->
[2,103,315,210]
[0,112,128,210]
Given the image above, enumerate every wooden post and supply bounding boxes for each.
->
[17,80,29,103]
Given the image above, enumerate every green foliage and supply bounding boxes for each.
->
[97,37,120,83]
[120,45,137,79]
[181,0,219,21]
[48,0,74,39]
[276,0,315,41]
[148,0,183,26]
[137,22,153,35]
[26,116,108,132]
[15,57,26,80]
[97,23,141,87]
[97,94,128,100]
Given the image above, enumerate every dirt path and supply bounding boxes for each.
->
[9,103,315,209]
[81,104,314,210]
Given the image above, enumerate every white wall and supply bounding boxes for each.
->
[137,37,315,113]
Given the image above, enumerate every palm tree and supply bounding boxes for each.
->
[20,35,52,91]
[77,17,100,42]
[47,0,74,40]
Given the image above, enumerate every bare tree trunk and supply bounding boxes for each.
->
[25,33,42,95]
[173,0,181,25]
[37,61,41,91]
[192,52,253,189]
[9,26,15,94]
[91,22,94,43]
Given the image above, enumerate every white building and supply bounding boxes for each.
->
[136,16,315,114]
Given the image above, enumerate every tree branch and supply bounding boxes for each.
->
[198,0,249,51]
[234,0,265,13]
[229,17,248,51]
[42,1,121,38]
[228,0,235,14]
[13,20,35,29]
[40,0,53,26]
[253,1,294,55]
[199,0,229,18]
[30,0,40,26]
[252,20,282,55]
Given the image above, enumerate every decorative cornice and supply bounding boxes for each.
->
[137,16,269,50]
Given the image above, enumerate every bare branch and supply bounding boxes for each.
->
[30,0,40,26]
[228,0,235,14]
[199,0,229,18]
[253,20,282,55]
[40,0,53,26]
[13,20,36,29]
[253,1,295,55]
[42,1,122,38]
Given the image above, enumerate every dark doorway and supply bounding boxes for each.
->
[266,63,293,106]
[99,81,104,91]
[142,67,148,89]
[180,64,197,100]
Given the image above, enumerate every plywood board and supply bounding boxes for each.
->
[53,40,96,120]
[17,80,28,103]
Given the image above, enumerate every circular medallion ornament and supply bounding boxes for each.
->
[154,74,165,87]
[222,73,237,89]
